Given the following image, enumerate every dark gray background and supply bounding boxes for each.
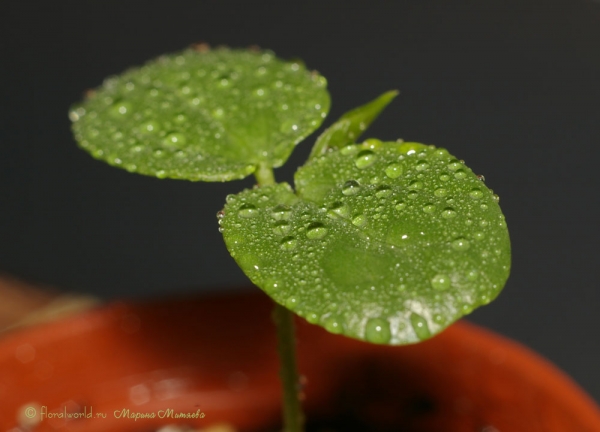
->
[1,0,599,402]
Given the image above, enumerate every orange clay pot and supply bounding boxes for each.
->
[0,291,599,431]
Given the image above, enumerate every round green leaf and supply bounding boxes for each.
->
[220,141,510,345]
[70,47,330,181]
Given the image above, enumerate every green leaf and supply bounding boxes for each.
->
[220,141,510,345]
[308,90,398,160]
[70,47,330,181]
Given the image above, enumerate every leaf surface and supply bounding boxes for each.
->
[220,141,510,344]
[70,47,330,181]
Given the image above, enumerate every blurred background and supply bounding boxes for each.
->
[1,0,599,402]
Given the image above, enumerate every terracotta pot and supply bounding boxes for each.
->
[0,291,599,431]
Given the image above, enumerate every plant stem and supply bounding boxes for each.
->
[272,302,305,432]
[255,162,276,186]
[255,164,304,432]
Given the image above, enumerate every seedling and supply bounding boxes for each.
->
[70,45,510,432]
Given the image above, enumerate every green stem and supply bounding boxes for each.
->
[255,163,276,186]
[272,302,305,432]
[255,163,304,432]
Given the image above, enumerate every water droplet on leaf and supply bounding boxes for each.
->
[431,274,451,290]
[163,132,187,148]
[423,204,436,214]
[434,188,448,198]
[385,163,403,179]
[375,186,392,198]
[365,318,391,344]
[441,208,457,219]
[469,188,483,199]
[273,221,291,236]
[328,202,349,218]
[306,223,328,239]
[352,214,367,227]
[271,205,291,220]
[324,317,343,334]
[342,180,360,195]
[452,238,470,251]
[280,236,297,250]
[410,313,431,340]
[355,150,377,169]
[238,204,258,218]
[454,169,467,180]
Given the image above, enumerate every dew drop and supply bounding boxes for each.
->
[265,279,280,292]
[461,304,474,314]
[375,186,392,198]
[474,232,485,241]
[385,163,403,179]
[454,169,467,180]
[306,313,319,324]
[408,191,418,200]
[469,188,483,199]
[280,236,297,251]
[365,318,391,344]
[92,149,104,158]
[271,205,291,221]
[395,201,406,211]
[431,274,451,290]
[416,160,429,171]
[355,150,377,169]
[410,313,431,340]
[423,204,436,214]
[439,174,450,182]
[328,202,349,218]
[110,101,132,116]
[273,221,291,236]
[448,160,462,171]
[441,208,457,219]
[364,138,383,149]
[341,144,359,155]
[324,317,343,334]
[140,121,159,133]
[434,188,448,198]
[408,180,423,190]
[434,148,449,158]
[467,270,479,281]
[238,204,258,218]
[352,214,367,227]
[285,297,298,309]
[306,223,328,239]
[452,238,470,251]
[163,133,187,148]
[342,180,360,195]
